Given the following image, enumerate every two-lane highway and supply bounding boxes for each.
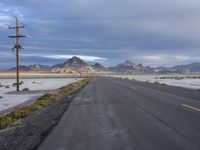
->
[38,76,200,150]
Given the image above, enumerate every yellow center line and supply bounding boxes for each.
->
[182,104,200,112]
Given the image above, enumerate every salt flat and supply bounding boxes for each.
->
[108,75,200,90]
[0,78,81,113]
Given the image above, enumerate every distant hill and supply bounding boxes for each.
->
[92,63,106,71]
[154,66,168,72]
[9,64,50,71]
[51,56,95,74]
[52,56,87,68]
[154,62,200,73]
[170,62,200,72]
[108,60,136,73]
[108,61,200,74]
[63,56,88,67]
[108,60,154,73]
[6,56,200,74]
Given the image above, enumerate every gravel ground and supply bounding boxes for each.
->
[0,87,83,150]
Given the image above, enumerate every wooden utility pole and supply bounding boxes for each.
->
[9,16,26,92]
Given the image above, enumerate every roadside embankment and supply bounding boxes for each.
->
[0,77,92,150]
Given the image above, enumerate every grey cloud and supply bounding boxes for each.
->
[0,0,200,68]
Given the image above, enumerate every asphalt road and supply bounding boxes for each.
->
[38,76,200,150]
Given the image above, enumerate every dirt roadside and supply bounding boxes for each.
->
[0,86,83,150]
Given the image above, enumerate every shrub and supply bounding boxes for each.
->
[19,81,24,85]
[5,85,10,88]
[22,88,30,91]
[12,83,17,87]
[13,81,24,87]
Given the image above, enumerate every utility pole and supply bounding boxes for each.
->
[9,16,26,92]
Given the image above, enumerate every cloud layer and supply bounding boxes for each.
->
[0,0,200,68]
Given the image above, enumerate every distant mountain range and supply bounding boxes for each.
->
[108,60,153,73]
[7,56,200,74]
[154,62,200,73]
[9,64,50,71]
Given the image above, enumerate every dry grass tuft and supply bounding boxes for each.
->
[0,77,92,130]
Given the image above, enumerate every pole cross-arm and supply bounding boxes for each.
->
[9,26,25,29]
[9,35,26,38]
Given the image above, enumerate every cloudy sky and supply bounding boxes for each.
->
[0,0,200,69]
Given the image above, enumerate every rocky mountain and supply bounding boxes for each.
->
[108,60,135,72]
[51,56,95,74]
[52,56,87,68]
[108,60,154,73]
[154,62,200,73]
[63,56,88,67]
[92,63,106,71]
[170,62,200,72]
[118,60,135,67]
[154,66,168,72]
[9,64,49,71]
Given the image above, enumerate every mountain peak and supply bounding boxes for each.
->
[63,56,88,67]
[71,56,79,60]
[93,63,105,69]
[124,60,133,64]
[118,60,135,67]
